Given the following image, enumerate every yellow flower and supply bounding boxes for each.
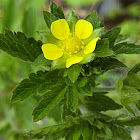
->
[42,19,99,68]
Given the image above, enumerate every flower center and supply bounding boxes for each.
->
[63,37,83,54]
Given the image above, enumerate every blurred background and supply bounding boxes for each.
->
[0,0,140,139]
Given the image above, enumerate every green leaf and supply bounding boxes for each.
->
[11,70,65,102]
[116,116,140,126]
[27,114,123,140]
[104,125,113,138]
[32,87,66,121]
[77,77,88,87]
[119,72,140,106]
[94,39,114,57]
[102,27,121,48]
[129,63,140,73]
[115,35,128,44]
[62,104,78,119]
[82,125,92,140]
[83,94,122,112]
[118,65,140,114]
[31,54,51,68]
[110,114,130,121]
[113,43,140,54]
[72,126,82,140]
[123,72,140,90]
[67,64,82,82]
[91,58,127,72]
[124,105,135,116]
[96,124,113,139]
[136,100,140,111]
[65,77,74,86]
[83,115,95,125]
[117,77,123,93]
[78,83,92,96]
[27,122,69,139]
[50,2,65,19]
[22,8,37,37]
[91,129,96,140]
[47,105,62,122]
[66,86,78,112]
[120,86,140,105]
[112,127,132,140]
[0,29,42,62]
[85,12,102,30]
[43,11,58,29]
[29,115,100,139]
[66,10,78,35]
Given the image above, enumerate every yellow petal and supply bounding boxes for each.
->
[84,37,99,54]
[66,56,83,68]
[42,44,63,60]
[51,19,70,40]
[75,19,93,39]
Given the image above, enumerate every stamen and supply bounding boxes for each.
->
[63,36,83,55]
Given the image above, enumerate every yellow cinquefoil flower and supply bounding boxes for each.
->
[42,19,99,68]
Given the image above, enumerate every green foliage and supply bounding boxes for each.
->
[27,113,136,140]
[67,64,82,82]
[43,11,58,29]
[94,39,114,57]
[83,93,122,112]
[91,58,127,72]
[33,88,66,122]
[0,29,42,62]
[116,116,140,126]
[11,70,65,102]
[113,43,140,54]
[0,2,140,140]
[50,2,65,19]
[66,86,79,112]
[78,82,92,96]
[111,127,132,140]
[102,27,121,48]
[66,10,78,35]
[85,11,103,30]
[117,63,140,115]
